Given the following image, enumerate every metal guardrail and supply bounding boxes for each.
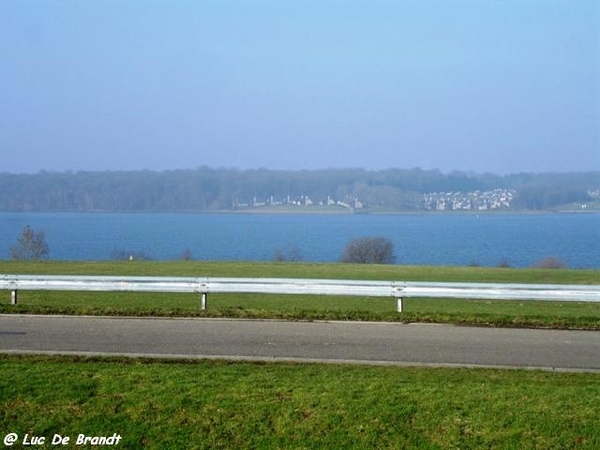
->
[1,274,599,312]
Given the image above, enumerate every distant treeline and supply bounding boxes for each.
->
[0,167,598,212]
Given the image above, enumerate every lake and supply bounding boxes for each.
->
[0,212,598,268]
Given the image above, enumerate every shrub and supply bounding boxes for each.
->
[533,256,566,269]
[497,257,511,268]
[180,248,193,261]
[273,246,302,262]
[10,225,50,261]
[340,236,395,264]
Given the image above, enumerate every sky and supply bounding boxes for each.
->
[1,1,599,175]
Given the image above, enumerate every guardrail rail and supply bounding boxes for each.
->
[1,274,599,312]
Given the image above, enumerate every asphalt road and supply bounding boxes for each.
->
[1,315,599,371]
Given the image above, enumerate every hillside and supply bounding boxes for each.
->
[1,168,598,212]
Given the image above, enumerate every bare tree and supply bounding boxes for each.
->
[340,236,395,264]
[273,245,303,262]
[10,225,50,261]
[533,256,566,269]
[180,248,194,261]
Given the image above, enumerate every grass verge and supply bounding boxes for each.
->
[1,261,599,329]
[1,354,599,449]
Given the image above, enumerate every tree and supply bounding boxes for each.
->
[340,236,395,264]
[180,248,194,261]
[533,256,566,269]
[273,245,303,262]
[10,225,50,260]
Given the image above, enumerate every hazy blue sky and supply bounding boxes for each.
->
[2,1,598,174]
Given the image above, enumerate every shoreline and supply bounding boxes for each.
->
[1,208,598,215]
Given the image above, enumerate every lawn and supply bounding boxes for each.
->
[1,355,599,449]
[1,262,599,448]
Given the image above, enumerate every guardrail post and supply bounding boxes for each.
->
[393,282,404,313]
[201,293,207,310]
[11,290,18,305]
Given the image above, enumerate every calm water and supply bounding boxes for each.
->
[0,212,598,268]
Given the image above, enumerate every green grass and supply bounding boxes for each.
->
[2,259,599,282]
[2,263,599,448]
[1,354,599,449]
[1,261,599,329]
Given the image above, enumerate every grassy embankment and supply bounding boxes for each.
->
[0,260,599,329]
[1,262,599,448]
[1,354,599,449]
